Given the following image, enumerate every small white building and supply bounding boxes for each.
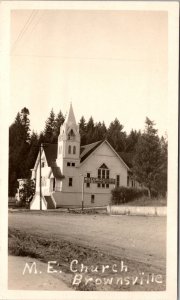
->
[30,104,136,210]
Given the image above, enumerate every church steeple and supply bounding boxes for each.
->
[57,103,80,171]
[60,103,79,137]
[64,102,76,127]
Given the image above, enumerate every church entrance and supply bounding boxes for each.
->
[50,178,56,192]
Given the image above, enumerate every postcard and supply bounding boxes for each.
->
[0,1,179,300]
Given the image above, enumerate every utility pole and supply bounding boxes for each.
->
[81,174,84,211]
[39,144,42,211]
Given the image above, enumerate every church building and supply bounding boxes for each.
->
[30,104,134,209]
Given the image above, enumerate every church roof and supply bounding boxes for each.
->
[80,140,103,162]
[43,144,57,167]
[43,144,64,179]
[43,141,104,166]
[42,140,130,171]
[51,166,63,179]
[50,162,64,179]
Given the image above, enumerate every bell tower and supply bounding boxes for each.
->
[57,103,80,172]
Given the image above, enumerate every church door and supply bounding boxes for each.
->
[50,178,56,192]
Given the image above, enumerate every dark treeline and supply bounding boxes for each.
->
[9,107,167,198]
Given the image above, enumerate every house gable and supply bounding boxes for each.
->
[79,140,129,187]
[80,139,129,171]
[33,149,47,172]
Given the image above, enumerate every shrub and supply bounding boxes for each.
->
[111,186,148,205]
[16,179,35,208]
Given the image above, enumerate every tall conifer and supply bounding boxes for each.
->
[133,118,162,197]
[79,116,87,145]
[43,109,56,143]
[9,108,31,195]
[107,118,126,152]
[54,110,65,141]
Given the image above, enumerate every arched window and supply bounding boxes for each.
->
[73,146,76,154]
[68,145,71,154]
[68,129,75,140]
[97,163,110,189]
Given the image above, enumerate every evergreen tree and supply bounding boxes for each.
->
[39,131,45,144]
[126,129,141,152]
[92,121,107,142]
[43,109,56,143]
[86,116,95,144]
[100,121,107,139]
[54,110,65,141]
[9,113,22,147]
[26,131,40,175]
[79,116,87,145]
[9,109,30,146]
[132,117,162,197]
[157,135,168,196]
[20,107,31,142]
[107,118,126,152]
[79,117,107,145]
[9,109,31,196]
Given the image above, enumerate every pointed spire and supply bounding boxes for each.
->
[65,102,76,126]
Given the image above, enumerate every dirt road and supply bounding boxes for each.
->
[8,211,166,269]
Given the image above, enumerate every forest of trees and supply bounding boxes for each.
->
[9,107,167,198]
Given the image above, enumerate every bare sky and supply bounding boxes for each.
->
[10,9,168,136]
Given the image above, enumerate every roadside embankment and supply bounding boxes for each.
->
[107,205,166,216]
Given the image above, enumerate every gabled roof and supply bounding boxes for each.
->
[80,139,130,170]
[80,140,103,163]
[43,144,57,167]
[40,140,130,173]
[43,144,64,179]
[48,161,64,179]
[51,167,63,179]
[43,141,104,165]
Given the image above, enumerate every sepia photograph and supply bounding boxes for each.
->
[0,1,179,300]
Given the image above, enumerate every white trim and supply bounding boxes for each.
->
[33,148,48,173]
[48,169,53,179]
[105,140,130,170]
